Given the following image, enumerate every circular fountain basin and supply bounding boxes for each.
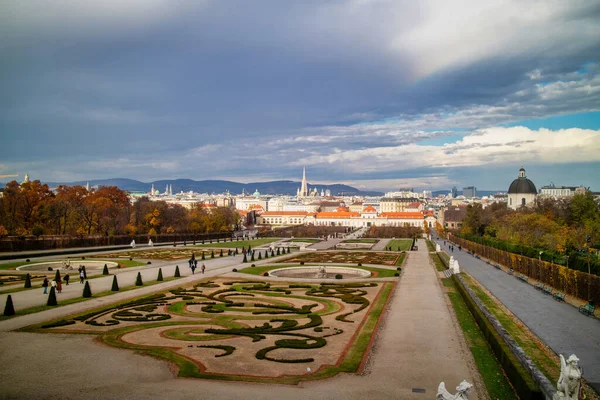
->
[17,260,119,273]
[268,266,371,279]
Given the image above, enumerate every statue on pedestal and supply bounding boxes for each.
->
[436,243,441,252]
[554,354,582,400]
[148,239,154,246]
[130,240,136,248]
[317,266,327,278]
[437,380,473,400]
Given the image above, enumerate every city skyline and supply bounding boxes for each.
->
[2,1,600,191]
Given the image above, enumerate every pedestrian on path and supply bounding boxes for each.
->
[201,263,205,274]
[79,270,85,284]
[51,279,57,292]
[64,273,70,285]
[56,274,62,294]
[42,277,49,294]
[191,264,196,274]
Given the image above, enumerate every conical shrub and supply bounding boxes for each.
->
[82,281,92,298]
[219,249,223,257]
[174,265,181,277]
[250,251,255,261]
[135,272,143,286]
[243,253,248,263]
[54,270,61,282]
[157,268,163,281]
[258,252,262,260]
[211,250,215,259]
[264,250,269,259]
[277,248,280,255]
[102,264,109,275]
[24,273,32,289]
[47,287,58,306]
[202,252,205,260]
[111,275,119,291]
[3,295,15,316]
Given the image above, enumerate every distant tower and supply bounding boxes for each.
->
[23,173,30,184]
[169,184,173,196]
[86,182,90,191]
[150,184,155,195]
[300,167,308,197]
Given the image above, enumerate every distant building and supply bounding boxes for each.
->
[380,197,419,213]
[462,186,477,199]
[539,184,588,197]
[451,186,458,198]
[508,167,537,210]
[439,206,467,230]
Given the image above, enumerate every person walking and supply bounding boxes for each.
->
[42,277,49,294]
[191,264,196,274]
[56,274,62,294]
[79,270,85,284]
[201,263,206,274]
[51,279,57,293]
[64,273,70,285]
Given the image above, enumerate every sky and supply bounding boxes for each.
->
[2,0,600,192]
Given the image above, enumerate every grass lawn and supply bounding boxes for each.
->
[0,276,181,321]
[193,238,280,248]
[287,238,320,243]
[342,239,379,244]
[461,274,560,383]
[426,240,437,252]
[432,252,448,271]
[385,239,413,251]
[238,264,400,278]
[0,261,30,270]
[394,253,406,266]
[442,276,518,399]
[0,258,146,271]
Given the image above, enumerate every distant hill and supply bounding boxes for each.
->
[1,178,383,196]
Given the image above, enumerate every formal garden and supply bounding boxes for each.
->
[279,251,405,267]
[25,278,394,384]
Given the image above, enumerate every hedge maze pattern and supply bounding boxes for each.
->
[36,278,393,383]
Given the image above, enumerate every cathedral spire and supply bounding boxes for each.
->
[300,167,308,197]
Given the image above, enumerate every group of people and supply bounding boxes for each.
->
[42,266,86,294]
[187,255,206,275]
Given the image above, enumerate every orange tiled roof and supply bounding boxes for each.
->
[408,202,421,208]
[336,206,349,212]
[260,211,309,216]
[362,205,377,213]
[316,211,361,219]
[379,212,424,219]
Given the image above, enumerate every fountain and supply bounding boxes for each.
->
[268,266,371,279]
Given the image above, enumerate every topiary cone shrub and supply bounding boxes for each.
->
[111,275,119,291]
[135,272,143,286]
[202,252,206,260]
[276,248,280,255]
[3,295,15,316]
[264,251,268,259]
[24,273,32,289]
[47,287,58,306]
[82,281,92,298]
[157,268,163,281]
[258,253,262,260]
[174,266,181,277]
[102,264,109,275]
[250,252,255,261]
[219,249,223,257]
[211,251,215,259]
[243,254,248,263]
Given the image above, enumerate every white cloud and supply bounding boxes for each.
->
[291,127,600,172]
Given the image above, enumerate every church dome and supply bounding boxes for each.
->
[508,167,537,194]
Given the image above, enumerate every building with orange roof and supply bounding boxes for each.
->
[257,211,311,226]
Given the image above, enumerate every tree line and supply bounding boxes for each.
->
[455,192,600,272]
[0,180,240,237]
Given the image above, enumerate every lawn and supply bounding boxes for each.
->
[385,239,413,251]
[441,276,518,400]
[280,252,401,266]
[238,264,400,278]
[342,239,379,244]
[0,261,30,270]
[194,238,281,248]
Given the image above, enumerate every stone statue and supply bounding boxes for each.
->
[130,240,136,248]
[437,380,473,400]
[436,244,441,252]
[554,354,582,400]
[317,266,327,278]
[148,239,153,246]
[452,259,460,274]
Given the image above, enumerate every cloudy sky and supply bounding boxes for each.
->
[2,0,600,191]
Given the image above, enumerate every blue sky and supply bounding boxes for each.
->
[2,1,600,191]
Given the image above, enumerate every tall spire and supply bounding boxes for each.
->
[300,167,308,197]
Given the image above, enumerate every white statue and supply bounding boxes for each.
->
[130,240,136,248]
[317,266,327,278]
[452,259,460,274]
[148,239,153,246]
[436,244,441,252]
[437,380,473,400]
[554,354,582,400]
